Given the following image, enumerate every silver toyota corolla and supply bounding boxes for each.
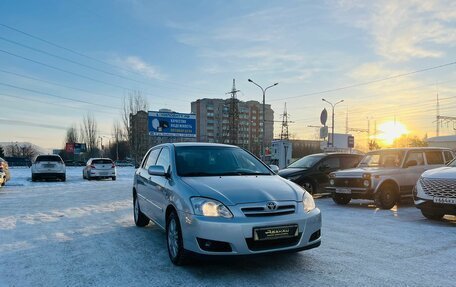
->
[132,143,321,265]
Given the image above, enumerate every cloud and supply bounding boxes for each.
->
[116,56,164,80]
[334,0,456,61]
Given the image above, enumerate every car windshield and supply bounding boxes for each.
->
[448,159,456,167]
[288,154,325,168]
[175,146,272,177]
[35,155,62,163]
[359,150,405,168]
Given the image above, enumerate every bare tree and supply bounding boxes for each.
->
[121,90,149,141]
[80,113,99,157]
[65,125,79,144]
[121,91,149,162]
[5,143,38,160]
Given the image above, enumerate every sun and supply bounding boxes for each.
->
[376,121,408,146]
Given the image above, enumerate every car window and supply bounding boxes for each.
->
[340,156,361,169]
[359,150,404,168]
[404,151,425,166]
[156,147,171,171]
[35,155,63,163]
[92,159,113,164]
[443,151,454,164]
[318,157,340,170]
[144,148,161,169]
[288,154,325,168]
[425,151,444,165]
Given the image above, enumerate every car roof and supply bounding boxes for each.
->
[305,152,362,157]
[369,147,451,153]
[89,158,113,160]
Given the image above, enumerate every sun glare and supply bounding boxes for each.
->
[376,121,408,146]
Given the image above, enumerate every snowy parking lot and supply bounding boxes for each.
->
[0,167,454,287]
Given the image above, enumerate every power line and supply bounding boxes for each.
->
[0,93,118,116]
[0,23,220,94]
[269,60,456,102]
[0,36,220,95]
[0,82,120,110]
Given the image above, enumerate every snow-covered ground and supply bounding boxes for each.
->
[0,167,454,287]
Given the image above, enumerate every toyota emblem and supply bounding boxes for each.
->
[266,201,278,211]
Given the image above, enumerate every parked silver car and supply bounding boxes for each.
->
[327,147,454,209]
[414,158,456,220]
[83,158,116,180]
[133,143,321,265]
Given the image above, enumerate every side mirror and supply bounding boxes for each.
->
[135,163,140,169]
[269,165,279,173]
[148,165,166,176]
[405,160,418,168]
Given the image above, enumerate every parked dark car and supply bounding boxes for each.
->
[278,153,364,194]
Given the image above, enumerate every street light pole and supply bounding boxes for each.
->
[322,98,344,147]
[248,79,278,160]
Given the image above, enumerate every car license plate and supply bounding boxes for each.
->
[253,225,298,241]
[433,197,456,205]
[100,172,109,176]
[336,188,351,194]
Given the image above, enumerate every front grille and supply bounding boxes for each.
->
[241,204,296,217]
[246,233,302,251]
[420,178,456,198]
[334,178,364,188]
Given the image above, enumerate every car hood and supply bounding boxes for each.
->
[332,167,401,177]
[422,166,456,179]
[278,168,307,177]
[180,175,304,205]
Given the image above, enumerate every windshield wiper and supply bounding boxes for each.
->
[217,171,270,176]
[180,172,215,177]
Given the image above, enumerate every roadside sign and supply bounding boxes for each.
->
[65,143,87,154]
[320,108,328,126]
[148,111,196,138]
[348,135,355,148]
[320,126,328,139]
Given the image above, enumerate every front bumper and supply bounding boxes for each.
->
[414,198,456,216]
[326,186,374,199]
[178,205,322,255]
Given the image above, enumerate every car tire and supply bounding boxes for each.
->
[374,183,398,210]
[112,176,116,181]
[166,211,190,266]
[133,195,149,227]
[61,175,66,182]
[31,174,37,182]
[302,181,316,195]
[421,210,444,220]
[332,193,351,205]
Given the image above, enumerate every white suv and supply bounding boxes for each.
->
[414,158,456,220]
[31,155,66,181]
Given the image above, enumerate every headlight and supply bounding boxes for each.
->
[329,179,335,186]
[303,192,316,213]
[190,197,233,218]
[363,179,370,187]
[362,173,371,179]
[287,174,301,181]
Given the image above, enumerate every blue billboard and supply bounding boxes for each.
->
[148,111,196,138]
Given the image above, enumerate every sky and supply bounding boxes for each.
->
[0,0,455,150]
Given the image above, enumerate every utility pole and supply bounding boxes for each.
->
[436,93,440,137]
[280,102,289,140]
[226,79,240,146]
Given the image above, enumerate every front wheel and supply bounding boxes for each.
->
[166,211,190,266]
[374,184,399,209]
[133,195,149,227]
[112,176,116,181]
[421,210,444,220]
[302,181,316,195]
[332,193,351,205]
